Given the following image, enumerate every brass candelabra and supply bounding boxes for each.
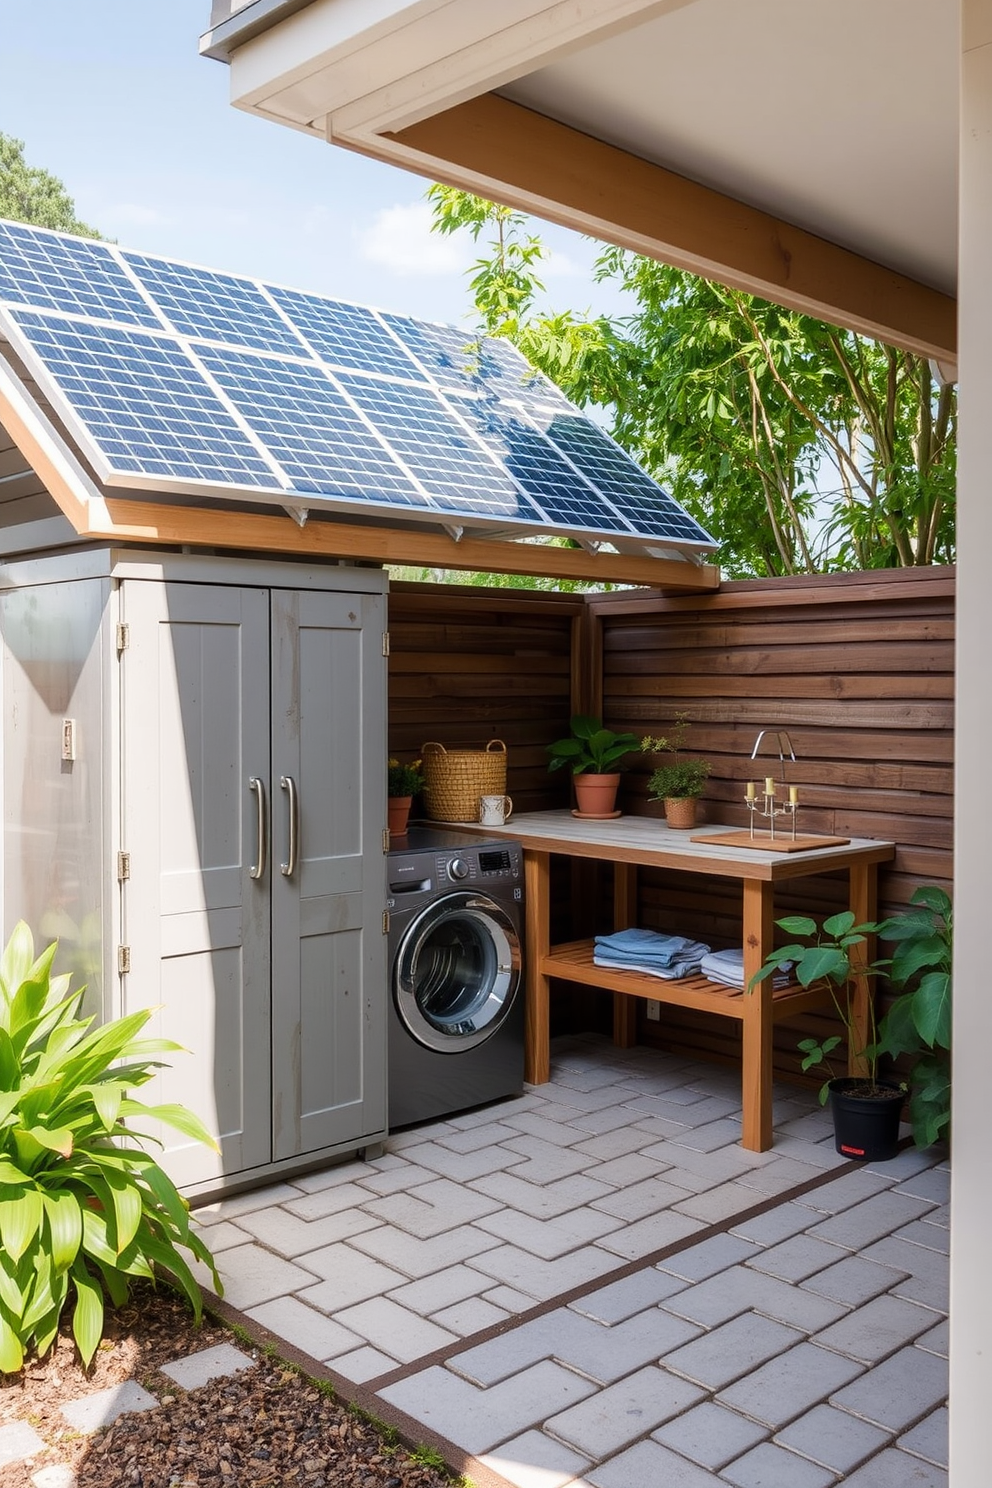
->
[744,777,800,842]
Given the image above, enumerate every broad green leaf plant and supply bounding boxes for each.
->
[0,923,221,1372]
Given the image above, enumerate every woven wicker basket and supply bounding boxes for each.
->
[421,739,507,822]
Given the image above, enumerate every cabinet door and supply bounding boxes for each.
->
[269,587,387,1160]
[121,581,272,1188]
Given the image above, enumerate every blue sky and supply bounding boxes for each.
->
[0,0,621,328]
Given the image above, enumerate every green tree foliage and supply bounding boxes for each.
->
[0,134,101,238]
[426,186,956,576]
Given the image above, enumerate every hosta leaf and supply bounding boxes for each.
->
[96,1166,143,1255]
[0,1312,24,1374]
[80,1203,118,1267]
[0,1250,28,1315]
[122,1102,220,1152]
[22,1125,73,1160]
[0,1187,43,1263]
[42,1190,83,1273]
[140,1233,205,1320]
[0,1030,18,1090]
[0,921,37,1002]
[84,1082,124,1132]
[94,1257,130,1309]
[140,1162,191,1241]
[69,1258,104,1367]
[0,1157,30,1186]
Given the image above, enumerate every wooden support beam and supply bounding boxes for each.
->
[372,93,956,361]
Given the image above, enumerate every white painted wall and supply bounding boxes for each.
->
[949,3,992,1482]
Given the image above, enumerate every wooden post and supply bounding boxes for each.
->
[524,851,552,1083]
[848,861,878,1076]
[612,861,639,1048]
[741,877,775,1150]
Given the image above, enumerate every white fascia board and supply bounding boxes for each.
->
[228,0,694,135]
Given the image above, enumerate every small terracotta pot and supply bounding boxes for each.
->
[573,772,620,816]
[388,795,413,836]
[663,796,698,829]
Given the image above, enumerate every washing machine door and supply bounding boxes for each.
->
[394,891,522,1053]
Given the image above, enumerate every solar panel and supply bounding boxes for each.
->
[0,220,717,554]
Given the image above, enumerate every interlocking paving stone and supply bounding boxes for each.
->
[200,1242,319,1310]
[545,1365,706,1457]
[431,1296,509,1334]
[246,1295,363,1361]
[652,1400,769,1470]
[384,1141,523,1183]
[499,1110,594,1146]
[898,1405,948,1467]
[916,1319,949,1357]
[498,1135,602,1183]
[731,1200,825,1247]
[381,1359,597,1455]
[813,1292,937,1363]
[0,1420,45,1467]
[859,1236,950,1311]
[160,1343,254,1390]
[671,1117,746,1151]
[193,1181,303,1224]
[659,1230,759,1281]
[720,1440,837,1487]
[895,1217,951,1253]
[594,1207,704,1259]
[292,1242,406,1302]
[61,1381,159,1433]
[482,1284,540,1314]
[333,1296,458,1362]
[474,1204,624,1257]
[347,1220,503,1277]
[638,1141,762,1187]
[586,1438,718,1487]
[801,1252,911,1305]
[794,1169,894,1215]
[735,1154,839,1196]
[589,1174,694,1219]
[359,1158,463,1194]
[330,1344,397,1382]
[569,1266,689,1324]
[447,1306,698,1387]
[806,1191,936,1251]
[746,1232,846,1283]
[283,1180,378,1220]
[237,1203,381,1253]
[387,1262,493,1316]
[360,1176,501,1237]
[841,1445,948,1485]
[433,1121,520,1153]
[675,1179,768,1223]
[717,1340,864,1428]
[661,1312,803,1391]
[830,1345,948,1431]
[662,1263,848,1332]
[893,1166,950,1205]
[190,1218,252,1252]
[289,1160,376,1192]
[479,1429,592,1488]
[774,1402,891,1474]
[865,1147,942,1181]
[471,1170,616,1218]
[468,1240,620,1299]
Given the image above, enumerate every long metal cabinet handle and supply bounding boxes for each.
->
[249,777,268,881]
[280,775,299,878]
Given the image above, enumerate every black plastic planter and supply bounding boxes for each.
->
[828,1078,905,1162]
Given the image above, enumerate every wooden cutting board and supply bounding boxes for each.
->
[690,829,851,853]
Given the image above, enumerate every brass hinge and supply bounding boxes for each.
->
[382,631,390,657]
[382,910,390,935]
[116,622,130,653]
[117,945,131,975]
[382,828,390,853]
[117,851,131,883]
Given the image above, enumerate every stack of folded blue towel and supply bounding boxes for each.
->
[593,928,711,980]
[699,946,793,989]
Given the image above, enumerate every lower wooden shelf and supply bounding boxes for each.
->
[540,939,833,1022]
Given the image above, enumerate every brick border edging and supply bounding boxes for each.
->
[200,1144,882,1488]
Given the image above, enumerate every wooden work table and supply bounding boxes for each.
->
[463,811,895,1151]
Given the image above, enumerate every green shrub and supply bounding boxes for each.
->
[0,922,221,1372]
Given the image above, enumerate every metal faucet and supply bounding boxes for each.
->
[750,728,797,782]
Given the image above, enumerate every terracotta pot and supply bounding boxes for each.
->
[388,795,413,836]
[573,772,620,816]
[663,796,698,829]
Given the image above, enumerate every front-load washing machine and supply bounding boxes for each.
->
[387,825,525,1127]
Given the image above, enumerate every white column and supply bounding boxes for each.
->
[950,3,992,1482]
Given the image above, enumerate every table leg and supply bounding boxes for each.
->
[848,862,878,1076]
[524,850,551,1084]
[741,878,775,1151]
[612,862,639,1048]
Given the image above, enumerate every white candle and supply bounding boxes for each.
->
[789,785,799,804]
[765,777,776,796]
[745,780,756,800]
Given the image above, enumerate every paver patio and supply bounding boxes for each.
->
[192,1034,950,1487]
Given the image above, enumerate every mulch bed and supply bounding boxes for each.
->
[0,1283,458,1488]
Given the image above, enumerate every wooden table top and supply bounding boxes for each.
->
[455,810,895,882]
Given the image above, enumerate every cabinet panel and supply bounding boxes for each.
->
[270,588,387,1160]
[121,581,272,1188]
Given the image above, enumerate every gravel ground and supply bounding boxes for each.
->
[0,1284,459,1488]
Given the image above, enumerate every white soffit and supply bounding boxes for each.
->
[224,0,959,294]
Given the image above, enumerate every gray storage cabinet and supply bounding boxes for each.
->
[0,548,388,1196]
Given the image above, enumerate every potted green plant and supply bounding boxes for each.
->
[750,909,905,1161]
[640,714,711,829]
[387,756,424,837]
[546,715,639,816]
[877,885,951,1149]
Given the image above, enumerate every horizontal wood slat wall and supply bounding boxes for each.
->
[591,564,955,1082]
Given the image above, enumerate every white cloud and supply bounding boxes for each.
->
[358,201,473,277]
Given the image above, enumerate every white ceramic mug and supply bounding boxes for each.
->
[479,794,513,826]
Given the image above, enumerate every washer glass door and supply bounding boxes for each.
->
[395,892,521,1053]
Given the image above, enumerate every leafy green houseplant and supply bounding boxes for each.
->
[640,714,710,827]
[547,715,639,815]
[387,757,424,798]
[877,886,952,1149]
[0,922,221,1373]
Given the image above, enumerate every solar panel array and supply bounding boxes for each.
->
[0,218,716,552]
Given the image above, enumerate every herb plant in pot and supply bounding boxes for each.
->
[640,714,711,829]
[751,910,905,1161]
[387,756,424,837]
[546,715,639,817]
